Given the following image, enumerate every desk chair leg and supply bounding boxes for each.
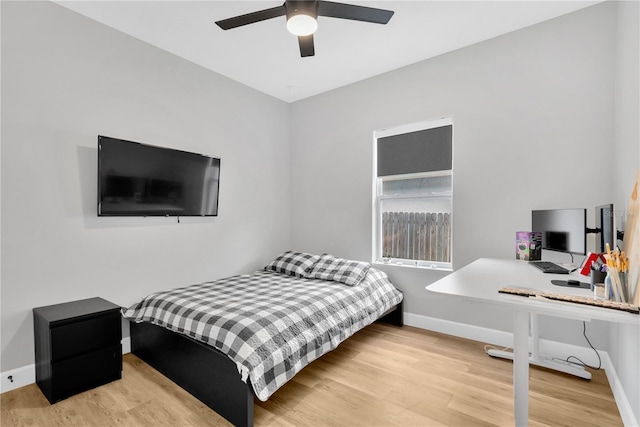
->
[513,310,530,427]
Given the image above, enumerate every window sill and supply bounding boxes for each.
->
[373,261,453,272]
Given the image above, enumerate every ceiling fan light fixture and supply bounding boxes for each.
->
[286,14,317,36]
[216,0,394,57]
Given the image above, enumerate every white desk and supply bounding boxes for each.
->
[426,258,639,426]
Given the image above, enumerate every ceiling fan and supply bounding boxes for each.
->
[215,1,394,57]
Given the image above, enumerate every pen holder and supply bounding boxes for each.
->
[603,268,631,302]
[590,270,608,299]
[590,270,607,291]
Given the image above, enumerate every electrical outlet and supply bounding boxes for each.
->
[1,374,15,392]
[0,364,36,393]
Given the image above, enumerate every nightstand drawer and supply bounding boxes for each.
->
[50,344,122,402]
[50,311,121,361]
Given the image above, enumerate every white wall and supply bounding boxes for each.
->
[610,0,640,421]
[290,1,639,420]
[291,0,615,340]
[1,1,291,372]
[1,0,638,419]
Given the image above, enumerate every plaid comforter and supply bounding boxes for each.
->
[122,267,403,401]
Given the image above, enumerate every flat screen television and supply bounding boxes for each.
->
[531,208,586,255]
[595,203,615,253]
[98,135,220,217]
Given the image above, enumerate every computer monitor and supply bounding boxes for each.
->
[595,204,615,253]
[531,208,587,255]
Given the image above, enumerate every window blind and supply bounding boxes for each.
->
[377,125,452,177]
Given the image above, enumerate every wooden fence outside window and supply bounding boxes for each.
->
[382,211,451,262]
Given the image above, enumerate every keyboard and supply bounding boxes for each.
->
[529,261,569,274]
[499,286,639,314]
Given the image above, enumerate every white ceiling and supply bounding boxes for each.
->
[55,0,601,103]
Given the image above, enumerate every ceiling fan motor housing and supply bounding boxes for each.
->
[286,1,319,20]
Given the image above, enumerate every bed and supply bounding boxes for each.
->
[123,252,404,427]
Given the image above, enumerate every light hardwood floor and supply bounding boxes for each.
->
[1,324,622,426]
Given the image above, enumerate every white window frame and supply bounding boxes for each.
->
[372,117,454,271]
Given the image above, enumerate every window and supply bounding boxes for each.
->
[373,117,453,270]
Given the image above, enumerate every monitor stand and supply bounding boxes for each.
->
[551,279,591,289]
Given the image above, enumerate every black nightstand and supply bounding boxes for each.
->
[33,297,122,404]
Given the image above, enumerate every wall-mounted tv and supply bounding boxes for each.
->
[98,135,220,217]
[531,208,587,255]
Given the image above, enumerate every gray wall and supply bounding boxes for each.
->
[1,1,291,372]
[610,0,640,419]
[289,0,638,417]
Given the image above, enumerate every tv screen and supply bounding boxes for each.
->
[531,208,586,255]
[98,136,220,216]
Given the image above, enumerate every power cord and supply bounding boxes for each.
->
[483,321,602,372]
[565,321,601,371]
[483,344,511,353]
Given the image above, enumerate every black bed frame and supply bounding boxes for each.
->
[129,301,403,427]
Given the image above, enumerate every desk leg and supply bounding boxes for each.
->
[513,310,530,427]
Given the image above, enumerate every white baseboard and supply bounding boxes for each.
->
[122,335,131,354]
[404,312,638,427]
[0,364,35,394]
[0,336,132,394]
[600,352,639,427]
[405,312,513,348]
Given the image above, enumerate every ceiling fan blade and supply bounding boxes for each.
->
[298,35,315,57]
[216,5,286,30]
[317,1,393,24]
